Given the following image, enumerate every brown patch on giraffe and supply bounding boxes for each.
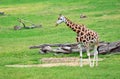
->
[69,21,72,24]
[71,27,74,30]
[76,37,79,42]
[84,35,87,39]
[71,27,73,29]
[80,26,83,30]
[69,24,71,27]
[81,32,84,36]
[77,37,80,42]
[88,32,91,36]
[89,31,92,34]
[91,36,94,40]
[73,29,76,32]
[80,36,84,41]
[90,40,94,43]
[78,26,81,29]
[76,29,80,34]
[82,39,86,42]
[74,24,77,28]
[75,26,77,29]
[85,29,88,33]
[72,23,75,27]
[70,26,72,28]
[85,32,89,36]
[89,36,91,40]
[66,23,69,26]
[75,24,78,28]
[78,37,82,42]
[82,27,85,32]
[86,37,89,41]
[92,34,95,38]
[73,26,76,30]
[70,23,72,26]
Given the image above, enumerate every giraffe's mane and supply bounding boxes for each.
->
[65,17,84,27]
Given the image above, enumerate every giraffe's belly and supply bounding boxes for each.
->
[76,34,98,44]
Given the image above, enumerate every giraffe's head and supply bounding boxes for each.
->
[56,14,66,26]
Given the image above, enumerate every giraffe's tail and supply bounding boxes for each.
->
[97,46,100,54]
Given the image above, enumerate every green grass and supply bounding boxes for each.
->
[0,54,120,79]
[0,0,120,79]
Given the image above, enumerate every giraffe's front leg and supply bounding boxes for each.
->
[86,46,93,67]
[78,44,83,67]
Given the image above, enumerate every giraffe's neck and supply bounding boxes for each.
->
[65,17,84,34]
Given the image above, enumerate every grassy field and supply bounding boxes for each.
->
[0,0,120,79]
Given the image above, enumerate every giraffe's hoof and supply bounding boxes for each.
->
[80,64,83,67]
[90,66,94,68]
[96,64,98,67]
[90,64,94,68]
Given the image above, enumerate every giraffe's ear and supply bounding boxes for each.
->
[59,14,62,16]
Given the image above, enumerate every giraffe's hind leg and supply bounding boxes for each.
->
[93,44,99,66]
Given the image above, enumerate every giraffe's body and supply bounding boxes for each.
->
[65,17,98,45]
[56,14,99,67]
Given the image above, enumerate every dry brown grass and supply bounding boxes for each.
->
[5,57,103,67]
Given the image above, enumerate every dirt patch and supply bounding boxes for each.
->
[5,63,80,67]
[41,57,80,63]
[5,57,103,67]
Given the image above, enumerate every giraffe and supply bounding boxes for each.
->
[55,14,99,67]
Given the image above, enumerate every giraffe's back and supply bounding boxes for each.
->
[76,26,98,44]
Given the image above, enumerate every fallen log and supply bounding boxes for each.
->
[29,41,120,55]
[30,43,78,49]
[14,25,22,30]
[98,41,120,54]
[14,18,42,30]
[80,14,87,18]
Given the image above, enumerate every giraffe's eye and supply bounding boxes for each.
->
[59,18,62,20]
[58,17,62,20]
